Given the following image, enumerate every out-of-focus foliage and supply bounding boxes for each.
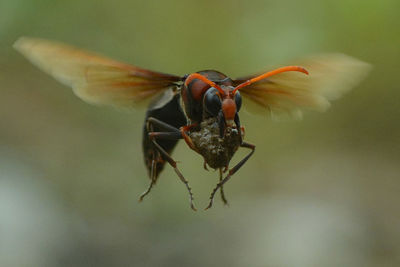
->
[1,0,399,266]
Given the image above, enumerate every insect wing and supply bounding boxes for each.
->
[234,54,371,119]
[14,37,181,108]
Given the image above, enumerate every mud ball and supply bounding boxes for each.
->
[189,118,241,169]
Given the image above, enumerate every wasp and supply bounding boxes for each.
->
[14,37,370,210]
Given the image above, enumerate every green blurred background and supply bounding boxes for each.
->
[1,0,399,266]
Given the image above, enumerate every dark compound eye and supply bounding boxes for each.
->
[204,88,222,116]
[235,91,242,112]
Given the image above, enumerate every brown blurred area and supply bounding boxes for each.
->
[1,0,399,266]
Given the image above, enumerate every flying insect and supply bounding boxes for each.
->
[14,37,370,210]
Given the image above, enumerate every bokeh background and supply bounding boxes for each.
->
[1,0,399,266]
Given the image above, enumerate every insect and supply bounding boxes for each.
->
[14,37,370,210]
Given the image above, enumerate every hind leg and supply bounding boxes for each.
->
[139,152,160,202]
[219,168,229,206]
[141,117,197,211]
[139,117,181,202]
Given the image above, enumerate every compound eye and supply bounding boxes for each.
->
[204,88,222,116]
[235,91,242,112]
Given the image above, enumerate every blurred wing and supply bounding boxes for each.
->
[14,37,182,108]
[234,54,371,119]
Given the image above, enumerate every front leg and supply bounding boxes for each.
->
[205,141,256,210]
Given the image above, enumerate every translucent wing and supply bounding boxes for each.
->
[234,54,371,119]
[14,37,182,108]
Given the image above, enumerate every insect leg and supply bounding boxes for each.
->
[205,142,256,210]
[139,153,158,201]
[147,117,183,133]
[144,117,197,211]
[140,118,166,202]
[180,124,199,152]
[151,137,197,211]
[219,168,229,206]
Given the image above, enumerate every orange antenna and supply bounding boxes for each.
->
[233,66,309,93]
[185,73,225,95]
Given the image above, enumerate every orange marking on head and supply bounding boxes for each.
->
[185,73,225,95]
[190,79,211,101]
[222,98,236,124]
